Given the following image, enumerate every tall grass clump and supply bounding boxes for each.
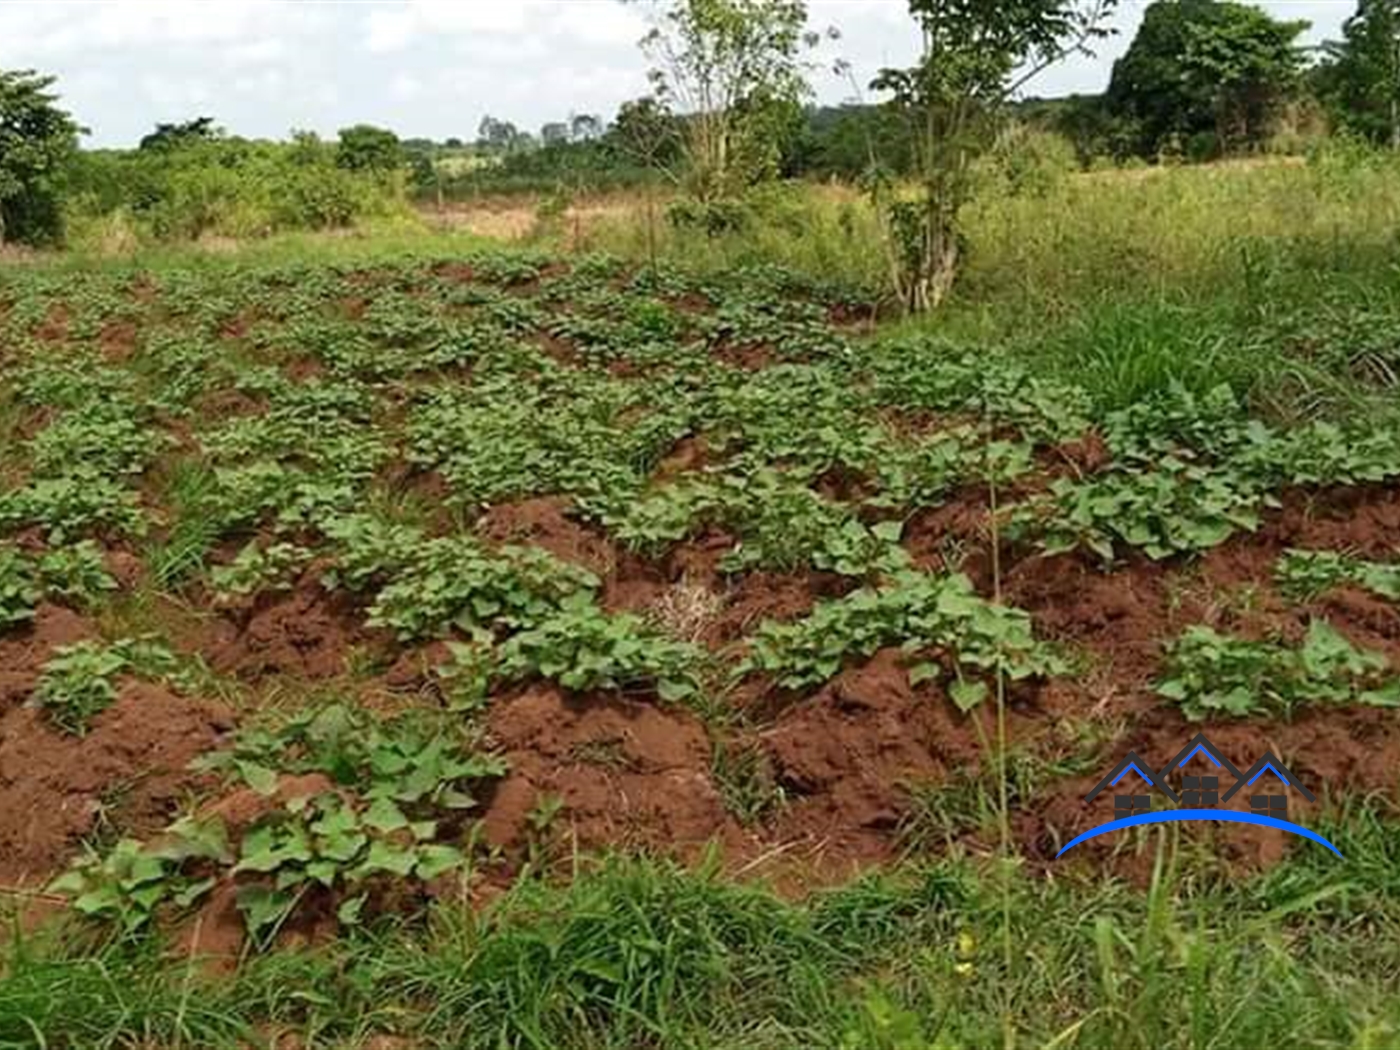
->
[7,833,1400,1048]
[582,181,891,294]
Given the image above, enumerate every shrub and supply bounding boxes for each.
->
[62,139,407,245]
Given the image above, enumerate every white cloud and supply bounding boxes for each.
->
[0,0,1355,148]
[552,2,647,48]
[361,0,537,52]
[138,71,214,114]
[232,69,287,98]
[363,7,419,53]
[2,0,320,56]
[227,38,291,67]
[389,73,424,101]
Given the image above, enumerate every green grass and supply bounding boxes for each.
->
[13,216,499,277]
[584,153,1400,422]
[6,821,1400,1049]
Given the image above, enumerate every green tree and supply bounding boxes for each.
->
[1105,0,1308,158]
[335,124,403,172]
[477,115,526,154]
[287,129,330,166]
[635,0,830,200]
[138,117,222,152]
[610,96,683,168]
[570,113,605,141]
[872,0,1116,313]
[0,68,82,245]
[609,96,685,276]
[1315,0,1400,147]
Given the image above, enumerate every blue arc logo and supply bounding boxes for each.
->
[1056,809,1344,859]
[1066,732,1341,860]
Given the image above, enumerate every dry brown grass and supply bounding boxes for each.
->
[650,578,724,644]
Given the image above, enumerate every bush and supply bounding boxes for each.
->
[62,138,407,245]
[666,197,750,236]
[978,123,1079,197]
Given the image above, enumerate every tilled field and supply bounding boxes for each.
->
[1,250,1397,957]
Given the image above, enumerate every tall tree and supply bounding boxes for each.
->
[635,0,829,199]
[477,115,525,154]
[0,69,81,245]
[335,124,403,172]
[1315,0,1400,148]
[873,1,1116,313]
[610,96,683,167]
[139,116,222,152]
[569,113,604,141]
[1105,1,1308,157]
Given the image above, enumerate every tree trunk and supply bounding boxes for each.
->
[645,185,659,279]
[1392,37,1400,151]
[907,221,960,314]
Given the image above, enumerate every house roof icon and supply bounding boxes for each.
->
[1085,750,1180,805]
[1084,735,1318,809]
[1157,731,1242,782]
[1221,751,1317,804]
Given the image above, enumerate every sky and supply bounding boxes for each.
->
[0,1,1355,148]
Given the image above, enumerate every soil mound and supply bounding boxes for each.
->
[481,685,740,862]
[0,682,234,884]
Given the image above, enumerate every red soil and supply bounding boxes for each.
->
[97,319,139,362]
[6,263,1400,918]
[480,684,746,865]
[0,604,93,716]
[762,648,983,877]
[210,574,372,680]
[34,303,69,342]
[0,681,233,885]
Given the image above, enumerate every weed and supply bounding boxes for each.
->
[711,739,786,825]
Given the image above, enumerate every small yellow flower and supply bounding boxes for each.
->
[956,930,977,958]
[953,961,976,979]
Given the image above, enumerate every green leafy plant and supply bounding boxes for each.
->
[0,475,147,542]
[36,541,119,604]
[232,792,464,944]
[33,637,189,734]
[1244,420,1400,488]
[47,818,231,933]
[871,430,1033,511]
[197,703,507,812]
[0,545,42,627]
[1157,620,1400,721]
[0,541,116,627]
[718,479,908,577]
[54,705,509,945]
[33,641,131,734]
[497,593,707,702]
[367,538,598,641]
[1275,549,1400,601]
[29,412,167,478]
[209,540,311,601]
[742,571,1064,705]
[1013,458,1268,562]
[605,469,908,577]
[320,513,427,590]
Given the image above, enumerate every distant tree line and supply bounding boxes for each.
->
[2,0,1399,248]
